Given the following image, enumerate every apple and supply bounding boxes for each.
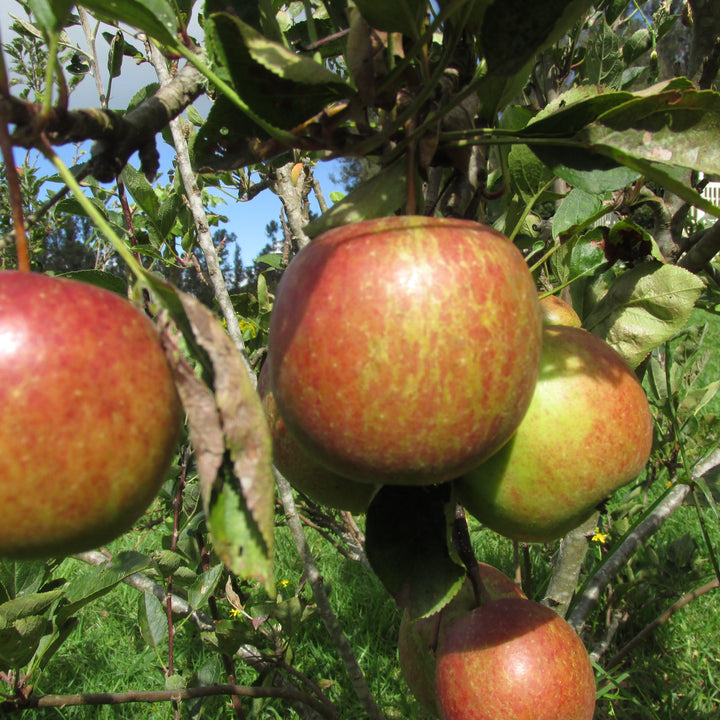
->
[399,563,524,715]
[435,597,596,720]
[0,271,182,558]
[267,216,542,485]
[257,362,377,513]
[455,325,654,542]
[539,294,581,327]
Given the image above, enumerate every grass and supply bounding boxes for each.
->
[7,483,720,720]
[8,308,720,719]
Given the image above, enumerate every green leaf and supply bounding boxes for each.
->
[583,88,720,178]
[58,551,151,623]
[550,229,608,315]
[600,0,631,25]
[507,144,555,203]
[185,105,204,126]
[552,188,603,240]
[0,562,55,603]
[623,28,653,65]
[79,0,180,47]
[107,30,125,79]
[304,160,410,237]
[584,262,705,367]
[0,590,64,629]
[202,11,348,149]
[582,17,623,88]
[27,0,73,33]
[254,253,284,270]
[354,0,428,37]
[57,269,127,296]
[187,562,224,611]
[0,616,47,670]
[121,164,160,218]
[160,291,275,592]
[138,592,168,649]
[55,195,110,221]
[226,15,348,88]
[531,145,640,194]
[151,550,185,578]
[480,0,595,76]
[524,86,635,137]
[365,485,465,620]
[32,617,79,673]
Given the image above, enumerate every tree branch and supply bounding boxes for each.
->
[274,163,312,250]
[678,218,720,272]
[2,683,336,717]
[147,43,252,373]
[567,446,720,634]
[3,58,205,181]
[542,513,600,618]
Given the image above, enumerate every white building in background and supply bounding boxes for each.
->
[692,179,720,222]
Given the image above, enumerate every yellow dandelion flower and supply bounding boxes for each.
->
[591,529,609,544]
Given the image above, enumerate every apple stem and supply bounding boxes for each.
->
[451,506,490,607]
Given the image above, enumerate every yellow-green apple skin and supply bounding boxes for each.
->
[257,362,377,513]
[455,325,653,542]
[398,563,524,715]
[0,271,182,558]
[267,216,542,485]
[539,294,582,327]
[435,597,596,720]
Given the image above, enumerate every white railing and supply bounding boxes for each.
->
[692,181,720,221]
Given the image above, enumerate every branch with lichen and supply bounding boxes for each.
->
[2,58,205,182]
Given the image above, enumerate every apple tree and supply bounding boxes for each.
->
[1,0,720,717]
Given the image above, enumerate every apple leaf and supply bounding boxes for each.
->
[365,485,465,620]
[304,159,410,237]
[480,0,596,76]
[353,0,428,37]
[56,269,128,296]
[0,560,52,602]
[552,188,603,240]
[216,13,349,89]
[551,230,608,317]
[58,551,151,624]
[0,589,64,629]
[530,145,640,194]
[584,262,705,367]
[583,88,720,177]
[165,292,275,593]
[79,0,180,47]
[582,16,623,88]
[0,615,47,670]
[138,591,168,649]
[507,144,555,204]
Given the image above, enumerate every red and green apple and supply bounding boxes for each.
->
[0,271,182,558]
[267,216,542,485]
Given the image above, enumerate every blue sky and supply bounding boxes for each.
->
[2,2,345,265]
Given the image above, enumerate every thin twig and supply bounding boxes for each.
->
[275,469,386,720]
[605,577,720,669]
